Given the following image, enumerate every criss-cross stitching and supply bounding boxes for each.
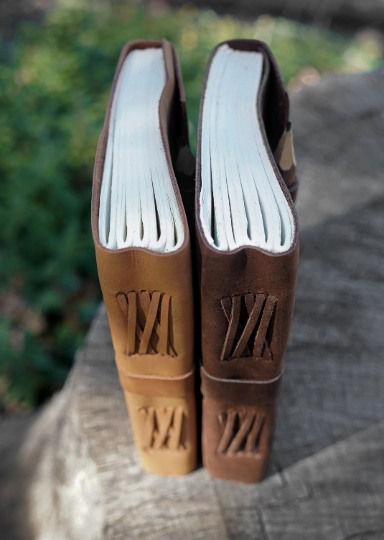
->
[217,409,265,456]
[139,406,185,451]
[220,294,276,360]
[116,291,176,356]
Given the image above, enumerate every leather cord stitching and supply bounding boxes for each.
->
[220,294,276,360]
[116,291,176,356]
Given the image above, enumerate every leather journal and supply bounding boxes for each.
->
[91,40,197,475]
[196,40,299,483]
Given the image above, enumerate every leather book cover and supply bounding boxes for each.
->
[195,39,299,483]
[91,40,197,476]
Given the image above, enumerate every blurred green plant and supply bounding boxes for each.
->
[0,1,382,410]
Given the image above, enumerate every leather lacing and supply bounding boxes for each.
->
[220,294,276,360]
[117,291,176,356]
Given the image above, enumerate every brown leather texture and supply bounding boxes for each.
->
[91,40,197,475]
[195,39,299,483]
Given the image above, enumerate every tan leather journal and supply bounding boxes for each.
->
[195,40,299,483]
[91,40,197,475]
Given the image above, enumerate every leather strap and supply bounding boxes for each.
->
[118,366,195,397]
[200,366,282,406]
[288,180,298,202]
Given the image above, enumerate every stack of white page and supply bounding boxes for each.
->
[200,44,294,253]
[98,48,184,252]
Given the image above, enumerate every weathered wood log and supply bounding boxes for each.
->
[1,69,384,539]
[168,0,384,32]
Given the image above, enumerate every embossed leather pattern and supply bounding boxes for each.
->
[196,40,299,483]
[92,40,197,476]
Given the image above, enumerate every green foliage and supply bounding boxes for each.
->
[0,2,382,409]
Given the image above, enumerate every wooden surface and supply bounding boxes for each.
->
[1,70,384,539]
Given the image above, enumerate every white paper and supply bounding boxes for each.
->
[99,48,184,252]
[200,45,294,253]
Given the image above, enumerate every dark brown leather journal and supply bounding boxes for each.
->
[195,39,299,483]
[91,40,197,475]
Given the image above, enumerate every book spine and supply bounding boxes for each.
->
[95,244,197,475]
[198,242,298,482]
[92,40,197,475]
